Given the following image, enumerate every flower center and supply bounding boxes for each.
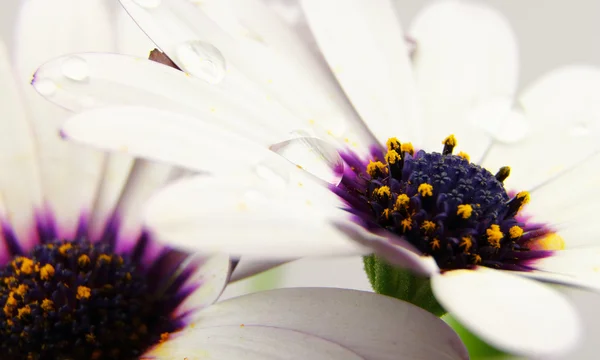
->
[0,240,177,359]
[334,135,555,271]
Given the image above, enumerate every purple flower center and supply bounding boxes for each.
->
[333,135,553,271]
[0,236,188,359]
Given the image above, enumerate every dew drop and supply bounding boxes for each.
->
[33,78,57,97]
[61,56,89,81]
[132,0,161,8]
[175,41,226,84]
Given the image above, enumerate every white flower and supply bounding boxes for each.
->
[30,0,600,357]
[4,1,471,359]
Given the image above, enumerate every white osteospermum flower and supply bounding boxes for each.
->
[31,0,600,357]
[4,1,472,359]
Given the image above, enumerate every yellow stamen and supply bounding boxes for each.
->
[460,237,473,252]
[486,224,504,248]
[417,183,433,197]
[41,299,54,312]
[97,254,112,264]
[374,186,391,198]
[431,238,440,250]
[394,194,410,210]
[473,254,482,264]
[19,258,35,275]
[159,333,170,344]
[400,142,414,155]
[366,160,388,177]
[421,220,436,233]
[386,137,401,151]
[516,191,531,208]
[76,286,91,300]
[401,218,412,231]
[525,233,565,251]
[59,243,72,255]
[456,204,473,219]
[39,264,55,280]
[17,305,31,318]
[509,225,524,238]
[385,150,401,165]
[14,284,28,297]
[443,134,457,147]
[457,151,470,162]
[78,254,91,268]
[382,208,391,220]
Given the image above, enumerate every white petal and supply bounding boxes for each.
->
[230,257,288,282]
[119,0,368,149]
[116,6,157,57]
[33,53,292,146]
[15,0,115,239]
[432,268,580,357]
[0,40,43,250]
[145,325,363,360]
[482,66,600,191]
[524,248,600,291]
[60,106,286,175]
[409,1,518,153]
[172,253,231,319]
[301,0,420,145]
[192,287,469,360]
[144,174,368,258]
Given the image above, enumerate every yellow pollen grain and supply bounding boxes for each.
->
[421,221,436,233]
[486,224,504,248]
[460,237,473,252]
[78,254,91,267]
[59,243,73,255]
[394,194,410,210]
[401,218,412,231]
[385,150,401,165]
[509,226,524,238]
[366,160,388,177]
[525,233,565,251]
[386,137,401,151]
[14,284,28,297]
[443,134,457,146]
[19,258,34,275]
[97,254,112,264]
[418,183,433,197]
[400,142,414,155]
[39,264,55,280]
[76,286,91,300]
[456,204,473,219]
[457,151,470,162]
[431,238,441,250]
[374,186,391,198]
[17,305,31,318]
[41,299,54,312]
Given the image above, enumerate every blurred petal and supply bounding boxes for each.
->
[15,0,115,239]
[230,258,288,282]
[409,0,518,153]
[144,174,368,258]
[432,268,580,357]
[523,248,600,291]
[192,287,469,360]
[301,0,419,146]
[145,325,363,359]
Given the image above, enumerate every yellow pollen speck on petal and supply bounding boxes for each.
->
[385,150,401,165]
[418,183,433,197]
[41,299,54,312]
[401,218,412,231]
[460,237,473,252]
[366,160,388,177]
[39,264,55,280]
[421,221,436,233]
[386,137,401,151]
[431,238,441,250]
[525,233,565,251]
[394,194,410,210]
[486,224,504,248]
[401,142,414,155]
[457,151,470,162]
[456,204,473,219]
[19,258,34,275]
[374,186,391,198]
[59,243,72,255]
[509,226,524,238]
[76,286,91,300]
[443,134,457,147]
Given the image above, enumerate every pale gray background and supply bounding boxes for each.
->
[2,0,599,359]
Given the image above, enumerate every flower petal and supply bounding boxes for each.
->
[0,40,43,252]
[60,106,285,175]
[172,253,231,319]
[15,0,115,239]
[523,248,600,291]
[192,287,469,360]
[432,268,580,357]
[144,174,368,258]
[301,0,419,146]
[409,1,518,153]
[230,258,288,282]
[482,66,600,191]
[145,325,363,360]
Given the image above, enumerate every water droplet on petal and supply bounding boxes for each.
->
[570,122,590,137]
[132,0,161,8]
[175,41,226,84]
[33,78,57,97]
[61,56,89,81]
